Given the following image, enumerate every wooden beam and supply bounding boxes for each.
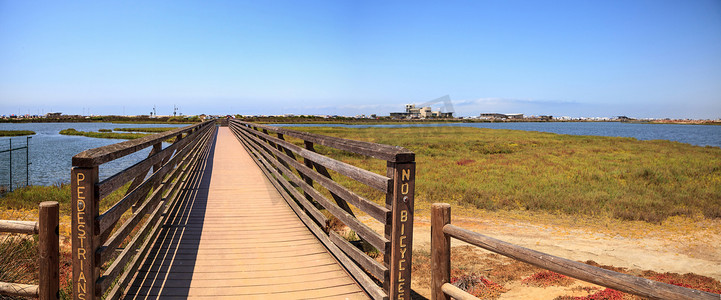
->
[102,126,215,299]
[233,121,414,163]
[329,231,388,282]
[238,128,389,253]
[0,282,38,298]
[73,121,212,167]
[235,124,391,192]
[97,127,199,199]
[304,141,356,217]
[0,220,37,234]
[238,128,389,223]
[441,283,477,300]
[443,224,719,300]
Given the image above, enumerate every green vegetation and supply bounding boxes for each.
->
[1,183,129,298]
[1,183,128,217]
[1,184,71,212]
[113,127,178,133]
[0,130,35,137]
[98,129,112,132]
[59,128,148,140]
[286,126,721,223]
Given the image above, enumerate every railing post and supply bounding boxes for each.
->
[72,166,99,300]
[38,201,59,300]
[9,138,12,191]
[302,141,315,202]
[388,161,415,300]
[431,203,451,300]
[26,136,31,187]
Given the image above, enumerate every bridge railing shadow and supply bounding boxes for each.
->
[124,131,216,298]
[69,120,217,299]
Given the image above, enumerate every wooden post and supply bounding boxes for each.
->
[302,141,315,203]
[304,141,356,216]
[431,203,451,300]
[72,167,99,300]
[38,201,59,300]
[9,139,12,191]
[151,142,162,172]
[388,161,415,300]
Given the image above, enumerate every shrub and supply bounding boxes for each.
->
[451,272,507,298]
[522,270,574,287]
[0,235,38,285]
[555,289,624,300]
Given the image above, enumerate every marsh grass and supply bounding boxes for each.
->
[285,126,721,223]
[113,127,178,133]
[60,128,148,140]
[0,130,35,137]
[0,234,38,286]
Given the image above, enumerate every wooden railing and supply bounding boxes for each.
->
[0,201,59,299]
[229,120,416,300]
[430,203,720,300]
[70,120,216,300]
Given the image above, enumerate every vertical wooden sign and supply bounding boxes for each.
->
[72,167,98,300]
[389,162,415,300]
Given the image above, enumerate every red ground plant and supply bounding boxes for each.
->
[451,269,507,299]
[556,288,625,300]
[643,271,721,294]
[523,270,575,287]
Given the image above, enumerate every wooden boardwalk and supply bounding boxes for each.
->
[125,127,369,299]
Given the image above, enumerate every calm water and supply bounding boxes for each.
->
[274,122,721,148]
[0,123,185,188]
[1,121,719,188]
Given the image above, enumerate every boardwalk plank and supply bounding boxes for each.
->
[124,127,368,299]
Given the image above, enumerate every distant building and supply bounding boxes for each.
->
[479,113,524,120]
[391,104,453,119]
[539,115,553,121]
[46,112,62,118]
[480,113,507,119]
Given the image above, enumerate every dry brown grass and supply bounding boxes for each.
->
[410,247,721,299]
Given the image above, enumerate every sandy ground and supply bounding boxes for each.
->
[410,214,721,280]
[361,211,721,298]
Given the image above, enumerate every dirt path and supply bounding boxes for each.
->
[361,211,721,298]
[407,214,721,281]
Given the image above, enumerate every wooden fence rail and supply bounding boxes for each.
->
[430,203,720,300]
[70,120,216,300]
[0,201,59,299]
[229,120,416,300]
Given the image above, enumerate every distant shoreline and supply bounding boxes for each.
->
[2,115,719,126]
[0,119,197,124]
[241,117,721,126]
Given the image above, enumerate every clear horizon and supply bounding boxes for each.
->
[1,1,720,119]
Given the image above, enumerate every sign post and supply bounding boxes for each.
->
[388,162,415,299]
[72,166,98,300]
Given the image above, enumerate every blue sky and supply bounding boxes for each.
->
[1,1,720,119]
